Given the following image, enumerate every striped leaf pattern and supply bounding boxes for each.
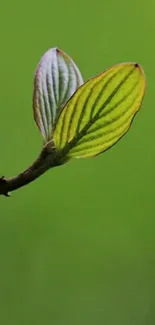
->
[33,48,83,142]
[53,63,146,158]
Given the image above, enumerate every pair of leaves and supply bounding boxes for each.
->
[33,48,146,159]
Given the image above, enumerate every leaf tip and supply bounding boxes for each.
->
[134,63,139,68]
[133,62,145,77]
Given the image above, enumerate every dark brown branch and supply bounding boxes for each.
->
[0,143,63,197]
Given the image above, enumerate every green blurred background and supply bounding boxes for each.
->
[0,0,154,324]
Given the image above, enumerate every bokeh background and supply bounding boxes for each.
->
[0,1,154,324]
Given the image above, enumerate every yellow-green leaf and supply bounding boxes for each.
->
[33,48,83,143]
[53,62,146,158]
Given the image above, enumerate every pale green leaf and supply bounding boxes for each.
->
[53,62,146,158]
[33,48,83,142]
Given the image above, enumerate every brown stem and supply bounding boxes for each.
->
[0,143,63,197]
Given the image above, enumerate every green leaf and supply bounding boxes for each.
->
[53,62,146,158]
[33,48,83,142]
